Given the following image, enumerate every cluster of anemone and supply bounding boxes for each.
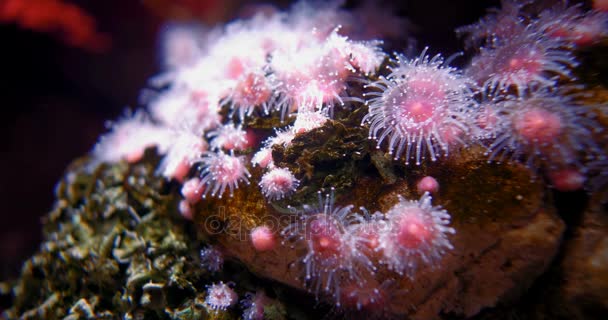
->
[87,0,608,314]
[92,0,394,203]
[362,0,607,189]
[281,189,455,308]
[362,48,478,165]
[90,0,608,195]
[458,0,607,188]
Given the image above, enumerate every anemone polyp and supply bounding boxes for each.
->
[347,212,387,262]
[362,48,476,165]
[513,107,562,143]
[205,281,238,310]
[197,151,251,198]
[475,98,503,138]
[181,177,205,204]
[293,109,330,134]
[265,127,295,148]
[259,167,300,201]
[270,31,359,117]
[207,123,249,151]
[570,11,608,46]
[93,111,173,164]
[281,189,372,300]
[485,90,602,168]
[378,192,455,277]
[536,4,608,47]
[241,291,272,320]
[339,279,386,311]
[225,71,274,120]
[338,278,397,316]
[455,0,528,49]
[158,127,208,181]
[466,30,578,95]
[200,246,224,273]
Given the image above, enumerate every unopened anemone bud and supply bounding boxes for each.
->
[226,71,275,120]
[265,127,295,148]
[250,225,277,252]
[417,176,439,195]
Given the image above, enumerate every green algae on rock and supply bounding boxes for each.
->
[2,154,287,320]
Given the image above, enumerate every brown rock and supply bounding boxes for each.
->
[557,190,608,319]
[194,148,566,318]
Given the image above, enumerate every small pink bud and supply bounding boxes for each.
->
[417,176,439,194]
[179,200,194,220]
[181,178,204,204]
[250,226,276,252]
[550,169,585,192]
[252,148,274,169]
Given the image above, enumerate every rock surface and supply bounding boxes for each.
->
[555,189,608,318]
[196,145,566,318]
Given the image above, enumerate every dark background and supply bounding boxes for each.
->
[0,0,492,280]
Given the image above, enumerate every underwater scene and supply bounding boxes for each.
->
[1,0,608,319]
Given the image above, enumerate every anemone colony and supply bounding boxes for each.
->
[90,0,607,317]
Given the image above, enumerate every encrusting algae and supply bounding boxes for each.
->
[2,0,608,319]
